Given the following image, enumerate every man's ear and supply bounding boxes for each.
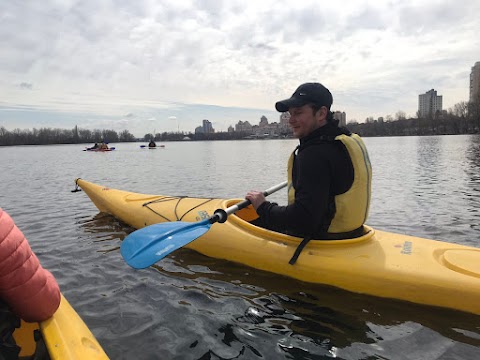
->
[316,106,328,121]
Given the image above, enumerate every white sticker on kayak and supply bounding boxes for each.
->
[401,241,412,255]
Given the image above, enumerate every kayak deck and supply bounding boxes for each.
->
[75,178,480,315]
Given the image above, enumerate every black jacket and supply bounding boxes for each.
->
[256,122,354,238]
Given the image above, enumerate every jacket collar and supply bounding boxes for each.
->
[299,122,342,145]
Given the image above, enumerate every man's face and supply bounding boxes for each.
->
[288,104,327,139]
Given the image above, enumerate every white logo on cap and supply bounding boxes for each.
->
[299,92,306,96]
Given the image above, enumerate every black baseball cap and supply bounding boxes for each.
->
[275,83,333,112]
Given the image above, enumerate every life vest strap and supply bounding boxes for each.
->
[288,226,364,265]
[289,236,312,265]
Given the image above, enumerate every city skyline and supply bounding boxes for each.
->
[1,1,479,138]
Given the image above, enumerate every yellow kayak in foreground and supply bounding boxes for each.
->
[13,294,109,359]
[76,178,480,315]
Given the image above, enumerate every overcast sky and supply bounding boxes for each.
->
[1,0,479,137]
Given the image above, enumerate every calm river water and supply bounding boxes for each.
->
[1,135,479,359]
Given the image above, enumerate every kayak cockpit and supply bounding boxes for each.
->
[227,199,375,245]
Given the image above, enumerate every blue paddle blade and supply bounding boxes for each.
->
[120,220,212,269]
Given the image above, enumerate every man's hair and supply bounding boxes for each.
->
[308,104,335,123]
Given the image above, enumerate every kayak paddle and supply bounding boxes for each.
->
[120,181,287,269]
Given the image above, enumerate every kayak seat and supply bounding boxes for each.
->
[235,204,260,223]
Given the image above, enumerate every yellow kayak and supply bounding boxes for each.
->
[13,294,109,359]
[76,178,480,315]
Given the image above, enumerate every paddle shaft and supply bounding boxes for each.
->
[211,181,287,224]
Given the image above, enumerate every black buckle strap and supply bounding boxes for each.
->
[289,236,311,265]
[288,226,365,265]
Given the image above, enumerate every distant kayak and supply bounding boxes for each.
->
[84,147,115,152]
[140,145,165,149]
[13,294,108,359]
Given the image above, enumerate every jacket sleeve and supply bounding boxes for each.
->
[0,208,61,322]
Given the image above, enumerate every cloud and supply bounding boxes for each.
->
[0,0,479,135]
[19,82,33,90]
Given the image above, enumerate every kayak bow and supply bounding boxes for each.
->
[13,294,109,359]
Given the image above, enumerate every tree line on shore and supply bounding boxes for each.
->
[0,126,137,146]
[1,101,479,146]
[347,104,479,137]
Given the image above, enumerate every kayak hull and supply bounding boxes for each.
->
[13,294,109,359]
[84,148,114,152]
[75,178,480,315]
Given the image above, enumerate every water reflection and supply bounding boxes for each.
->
[78,212,130,253]
[464,135,480,233]
[415,135,443,184]
[465,135,480,170]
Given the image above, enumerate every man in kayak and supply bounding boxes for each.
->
[245,83,372,258]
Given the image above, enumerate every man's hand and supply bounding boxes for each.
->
[245,191,266,210]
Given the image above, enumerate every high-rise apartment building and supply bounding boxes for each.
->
[203,119,214,133]
[418,89,443,118]
[470,61,480,102]
[195,119,215,134]
[333,111,347,127]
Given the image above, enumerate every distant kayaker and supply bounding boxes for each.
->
[148,139,156,148]
[86,143,99,150]
[245,83,372,257]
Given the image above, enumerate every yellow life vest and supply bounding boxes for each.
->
[287,133,372,234]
